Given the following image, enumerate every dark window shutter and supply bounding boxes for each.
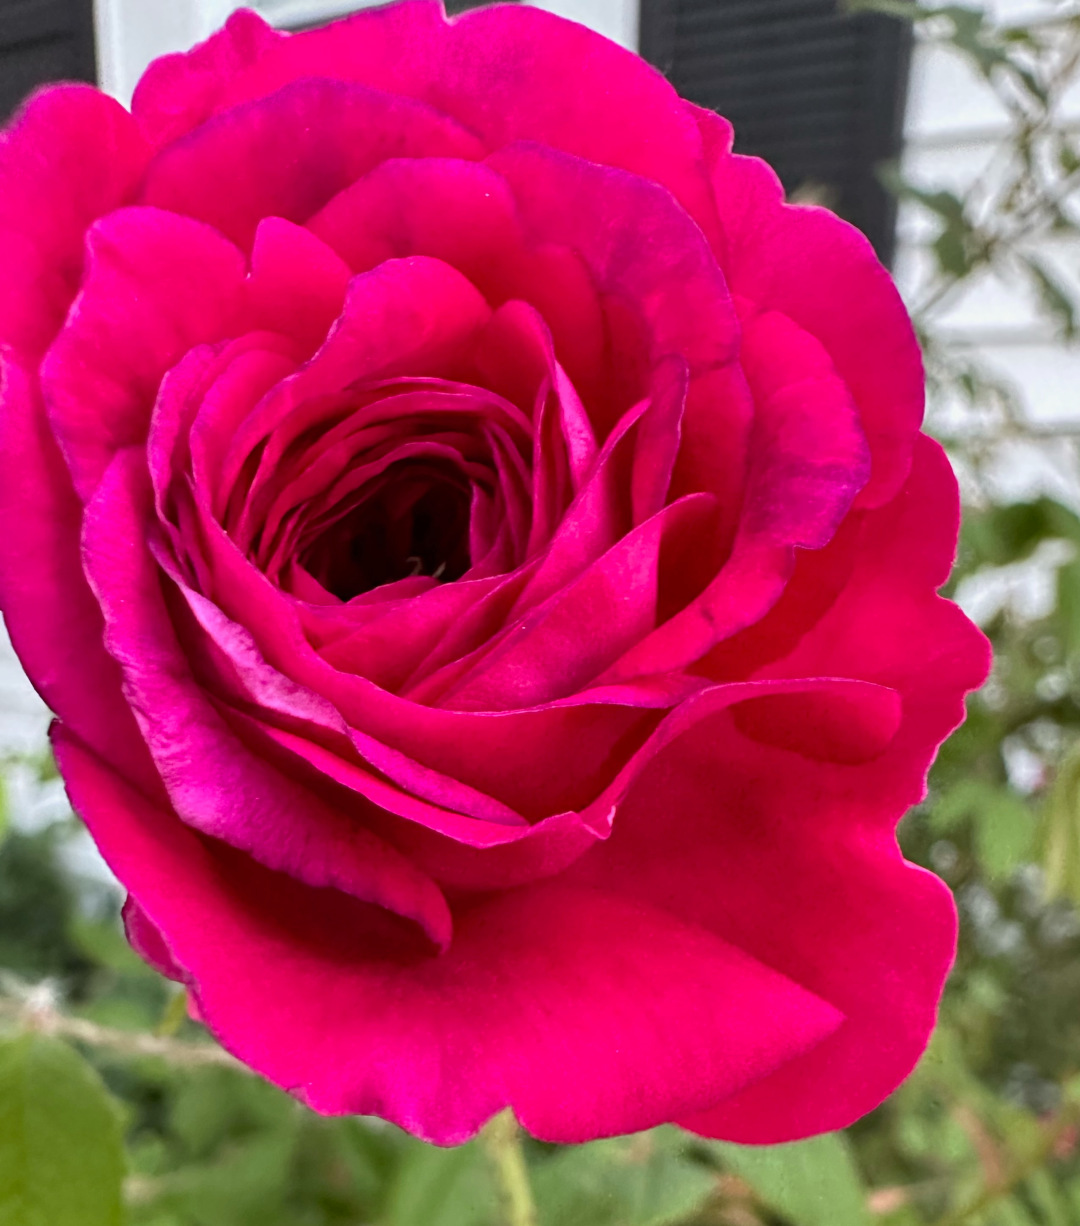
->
[1,0,97,120]
[639,0,912,265]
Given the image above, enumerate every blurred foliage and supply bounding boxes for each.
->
[4,2,1080,1224]
[851,0,1080,465]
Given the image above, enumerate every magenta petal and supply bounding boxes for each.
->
[603,314,870,680]
[56,729,842,1143]
[123,896,185,981]
[489,143,737,384]
[705,135,923,508]
[0,84,149,357]
[131,9,285,148]
[246,217,351,352]
[443,494,716,711]
[0,353,161,796]
[140,77,484,251]
[43,207,248,501]
[82,448,452,949]
[308,156,523,284]
[513,394,648,615]
[163,1,720,241]
[571,705,955,1144]
[631,358,688,526]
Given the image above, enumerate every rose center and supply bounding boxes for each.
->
[298,462,473,600]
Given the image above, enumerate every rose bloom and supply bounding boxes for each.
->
[0,1,988,1144]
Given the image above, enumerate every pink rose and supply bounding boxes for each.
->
[0,1,988,1144]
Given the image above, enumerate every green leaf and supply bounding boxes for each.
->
[930,778,998,835]
[1023,256,1078,341]
[1042,745,1080,907]
[933,227,974,278]
[149,1130,297,1226]
[975,790,1034,881]
[155,990,189,1039]
[532,1129,715,1226]
[384,1138,497,1226]
[0,1033,125,1226]
[989,1196,1040,1226]
[1024,1168,1072,1226]
[704,1133,869,1226]
[963,499,1080,568]
[1057,139,1080,177]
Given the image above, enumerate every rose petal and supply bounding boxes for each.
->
[572,436,989,1142]
[152,3,720,242]
[43,207,248,501]
[131,8,285,148]
[140,77,485,251]
[246,217,352,352]
[488,142,738,431]
[82,447,452,949]
[0,353,161,797]
[700,109,923,509]
[0,85,149,358]
[56,728,843,1144]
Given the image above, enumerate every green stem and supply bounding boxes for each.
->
[156,987,189,1038]
[936,1102,1080,1225]
[480,1110,538,1226]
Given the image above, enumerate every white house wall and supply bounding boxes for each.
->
[897,0,1080,442]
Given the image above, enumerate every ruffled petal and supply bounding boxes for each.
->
[140,77,484,250]
[699,109,923,509]
[570,437,990,1142]
[56,728,843,1145]
[0,353,161,797]
[82,447,453,948]
[42,207,248,501]
[0,85,149,359]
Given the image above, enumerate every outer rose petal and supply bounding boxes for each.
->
[55,729,844,1144]
[130,9,285,148]
[42,207,248,501]
[134,3,720,243]
[699,108,923,508]
[0,354,161,798]
[570,437,990,1141]
[139,76,485,251]
[0,85,149,360]
[83,448,453,949]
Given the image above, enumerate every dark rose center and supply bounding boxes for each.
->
[299,462,473,600]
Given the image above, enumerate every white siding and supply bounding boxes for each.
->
[896,1,1080,435]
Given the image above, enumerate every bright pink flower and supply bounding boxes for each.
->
[0,2,988,1144]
